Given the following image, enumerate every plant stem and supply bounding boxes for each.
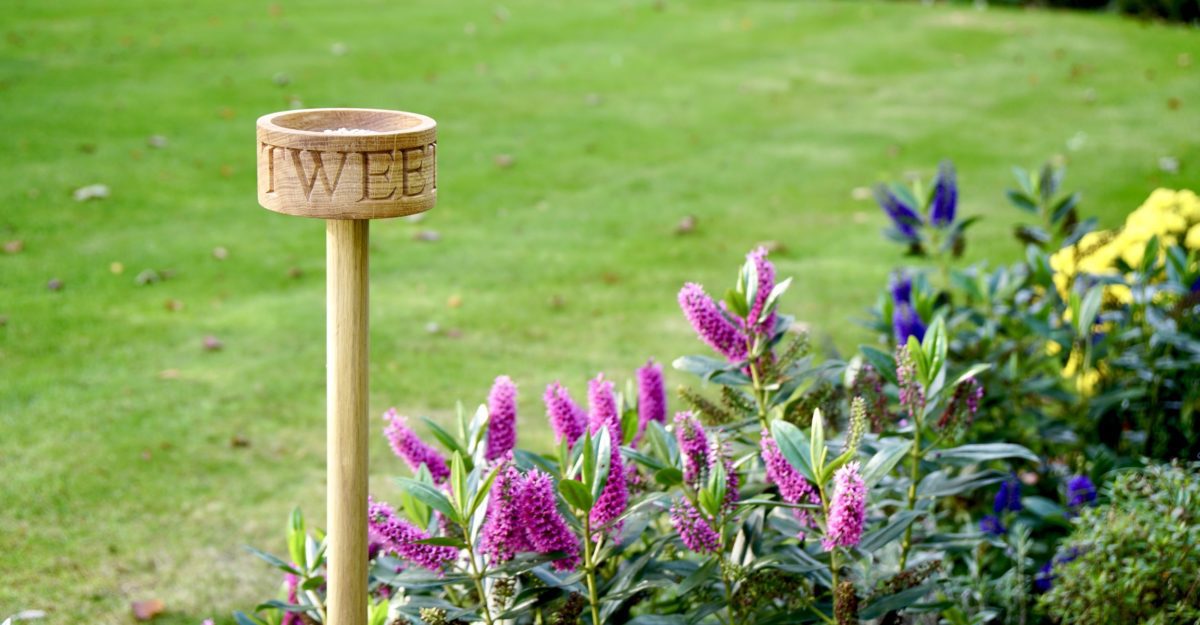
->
[898,423,922,571]
[717,520,740,625]
[461,528,496,625]
[304,588,327,624]
[582,517,602,625]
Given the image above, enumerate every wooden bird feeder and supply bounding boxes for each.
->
[256,108,437,625]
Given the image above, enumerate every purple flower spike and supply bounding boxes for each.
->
[822,462,867,551]
[485,376,518,462]
[744,246,777,335]
[587,374,621,442]
[481,461,531,563]
[367,498,458,572]
[994,474,1023,514]
[589,428,629,537]
[674,412,710,487]
[1066,475,1097,508]
[634,360,666,446]
[875,184,922,241]
[979,514,1006,536]
[544,382,587,447]
[678,282,748,363]
[892,303,927,346]
[519,470,580,571]
[760,431,820,534]
[890,273,913,305]
[929,161,958,228]
[383,409,450,484]
[670,497,720,554]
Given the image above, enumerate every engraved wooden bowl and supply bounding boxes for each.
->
[256,108,437,220]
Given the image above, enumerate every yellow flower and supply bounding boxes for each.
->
[1187,224,1200,250]
[1075,368,1100,398]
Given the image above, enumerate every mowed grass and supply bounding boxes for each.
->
[1,0,1197,621]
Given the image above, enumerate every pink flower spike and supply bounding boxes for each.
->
[485,376,518,462]
[383,409,450,484]
[678,282,748,363]
[822,462,867,551]
[544,382,587,447]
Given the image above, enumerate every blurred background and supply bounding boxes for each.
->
[1,0,1196,622]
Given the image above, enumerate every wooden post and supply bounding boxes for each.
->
[326,218,369,625]
[256,108,437,625]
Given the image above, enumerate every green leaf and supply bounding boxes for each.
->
[399,484,432,529]
[859,346,899,386]
[244,546,302,575]
[861,440,912,488]
[591,431,612,501]
[654,467,684,487]
[859,583,936,620]
[929,443,1039,466]
[234,611,269,625]
[1006,189,1039,213]
[1023,495,1067,521]
[810,408,826,480]
[770,420,816,483]
[287,508,306,572]
[1076,285,1103,336]
[413,536,467,548]
[677,558,719,598]
[859,510,923,552]
[673,355,752,386]
[450,451,469,516]
[725,288,749,319]
[421,416,468,459]
[1051,192,1079,225]
[951,364,991,388]
[742,256,760,312]
[705,456,728,516]
[698,488,721,518]
[921,317,947,386]
[559,477,593,512]
[916,470,1005,498]
[396,478,460,524]
[469,462,503,518]
[758,277,793,325]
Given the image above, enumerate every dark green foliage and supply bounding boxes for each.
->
[1038,462,1200,624]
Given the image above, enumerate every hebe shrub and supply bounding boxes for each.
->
[1037,461,1200,624]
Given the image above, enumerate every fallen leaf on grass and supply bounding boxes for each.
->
[413,230,440,242]
[674,215,697,235]
[164,299,184,312]
[110,261,124,274]
[287,266,303,279]
[135,269,161,285]
[1168,97,1182,111]
[494,154,515,169]
[212,246,228,260]
[4,240,23,254]
[230,434,250,448]
[146,135,168,149]
[447,294,463,308]
[202,336,223,351]
[131,598,164,621]
[73,184,109,201]
[46,278,63,291]
[158,369,181,379]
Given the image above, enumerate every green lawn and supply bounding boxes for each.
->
[1,0,1197,621]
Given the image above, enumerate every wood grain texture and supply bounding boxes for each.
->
[257,108,436,220]
[326,219,369,625]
